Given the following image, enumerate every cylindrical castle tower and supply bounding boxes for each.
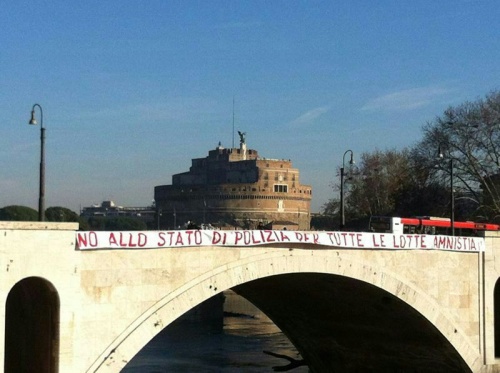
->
[154,138,312,230]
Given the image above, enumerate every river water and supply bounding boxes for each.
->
[122,292,308,372]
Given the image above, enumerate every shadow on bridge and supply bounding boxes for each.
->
[124,272,471,373]
[232,273,471,372]
[4,277,59,373]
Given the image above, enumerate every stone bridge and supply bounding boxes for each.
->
[2,221,500,372]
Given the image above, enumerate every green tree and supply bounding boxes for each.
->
[414,90,500,221]
[0,205,38,221]
[46,207,79,222]
[46,206,90,230]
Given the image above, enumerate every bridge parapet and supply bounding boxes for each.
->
[1,222,500,372]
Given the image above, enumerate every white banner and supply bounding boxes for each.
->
[76,230,485,252]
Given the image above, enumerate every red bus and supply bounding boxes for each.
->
[369,216,500,236]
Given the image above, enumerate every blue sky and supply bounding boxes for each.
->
[1,1,499,214]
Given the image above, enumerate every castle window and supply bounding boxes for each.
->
[274,185,288,193]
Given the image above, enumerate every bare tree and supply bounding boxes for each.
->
[322,146,451,227]
[415,90,500,221]
[323,149,422,223]
[322,91,500,225]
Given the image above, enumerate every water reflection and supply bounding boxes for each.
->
[123,291,308,372]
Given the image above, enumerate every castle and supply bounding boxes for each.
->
[154,134,312,230]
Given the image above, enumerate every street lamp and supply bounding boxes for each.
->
[340,149,355,229]
[438,144,454,236]
[29,104,45,222]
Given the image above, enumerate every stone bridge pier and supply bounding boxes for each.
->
[2,222,500,372]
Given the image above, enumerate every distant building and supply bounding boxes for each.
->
[154,137,312,230]
[80,200,156,226]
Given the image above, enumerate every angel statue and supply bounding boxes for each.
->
[238,131,246,145]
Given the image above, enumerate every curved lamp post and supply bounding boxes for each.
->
[340,149,354,229]
[29,104,45,222]
[438,144,454,236]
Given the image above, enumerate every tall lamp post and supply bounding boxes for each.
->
[340,149,354,230]
[438,144,454,236]
[29,104,45,222]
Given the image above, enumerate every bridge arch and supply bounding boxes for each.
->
[4,276,60,373]
[90,249,478,373]
[494,278,500,357]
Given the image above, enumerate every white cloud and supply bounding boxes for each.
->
[287,106,330,127]
[362,86,454,111]
[79,98,219,123]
